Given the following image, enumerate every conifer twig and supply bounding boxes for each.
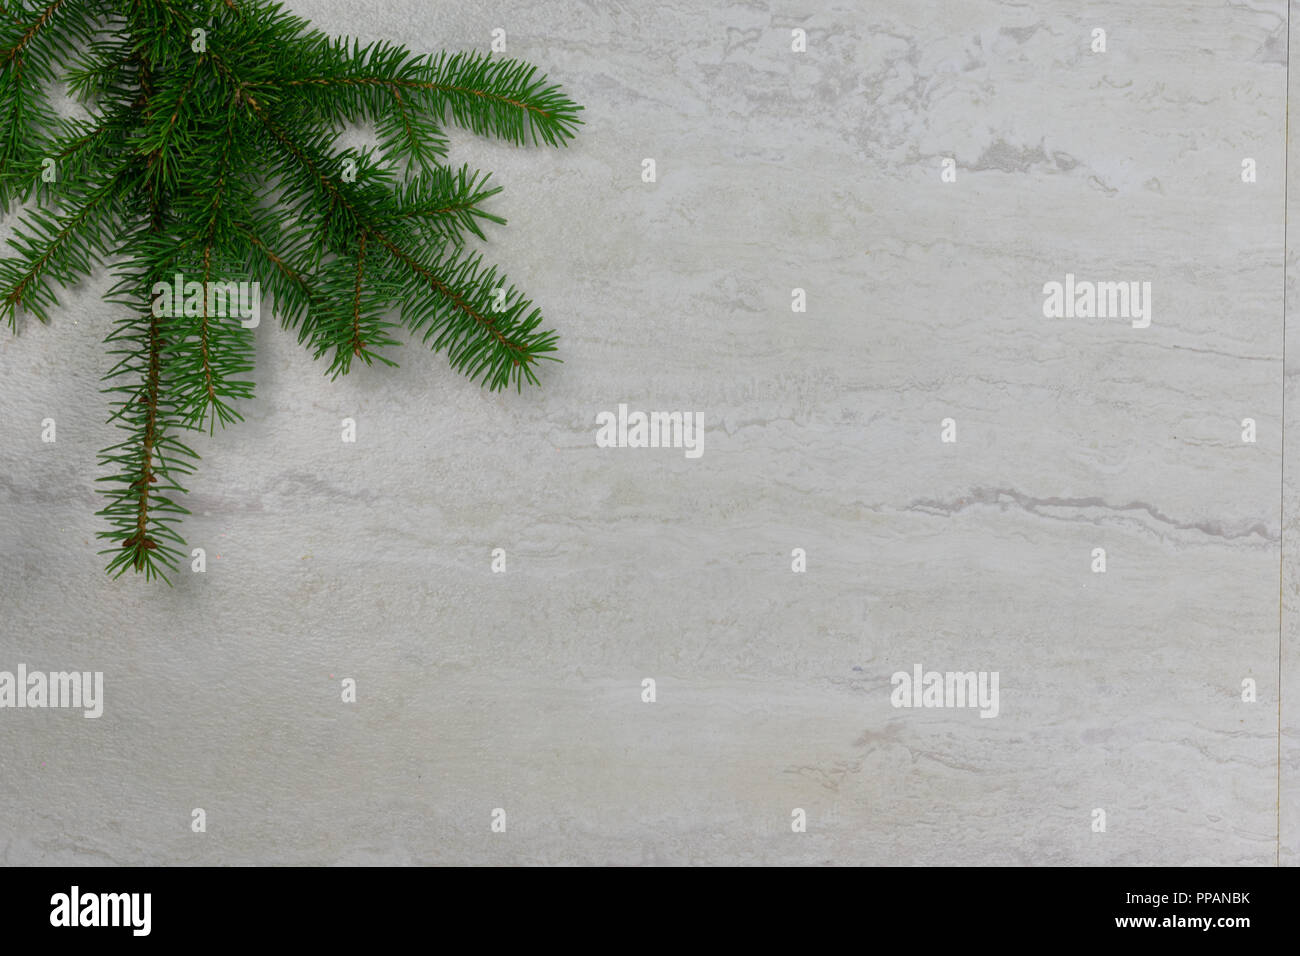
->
[1,0,582,581]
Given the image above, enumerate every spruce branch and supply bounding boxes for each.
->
[0,0,101,206]
[237,214,316,331]
[1,0,583,582]
[242,98,551,388]
[0,116,116,210]
[390,164,505,245]
[375,237,557,391]
[97,214,199,583]
[0,158,128,327]
[0,0,73,69]
[267,47,582,149]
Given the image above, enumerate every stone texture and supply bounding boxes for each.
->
[0,0,1292,865]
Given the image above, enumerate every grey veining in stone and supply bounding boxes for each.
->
[0,0,1295,865]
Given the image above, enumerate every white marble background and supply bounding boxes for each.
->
[0,0,1294,865]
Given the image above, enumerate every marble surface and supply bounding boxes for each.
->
[0,0,1294,865]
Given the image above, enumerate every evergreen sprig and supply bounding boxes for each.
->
[0,0,582,582]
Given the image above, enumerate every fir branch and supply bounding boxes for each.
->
[236,215,315,330]
[0,114,115,212]
[161,245,257,433]
[1,0,583,582]
[375,236,558,391]
[97,261,198,582]
[271,48,583,148]
[94,38,198,583]
[0,160,129,327]
[0,0,70,69]
[63,33,134,101]
[388,164,505,244]
[253,102,553,390]
[239,93,552,386]
[166,118,256,433]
